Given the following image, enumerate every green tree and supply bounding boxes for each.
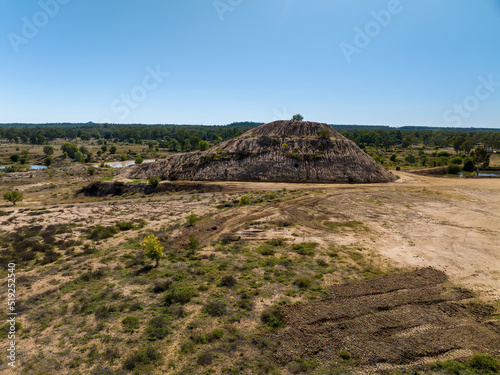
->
[43,145,54,156]
[109,145,117,154]
[10,154,19,162]
[292,114,304,121]
[390,153,397,162]
[198,140,210,151]
[61,142,79,159]
[3,191,23,206]
[471,146,490,175]
[101,145,108,153]
[141,234,163,268]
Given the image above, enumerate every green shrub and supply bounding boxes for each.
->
[148,176,161,188]
[207,328,225,341]
[123,345,162,371]
[258,244,275,256]
[437,151,451,157]
[239,195,251,205]
[10,154,19,162]
[219,275,236,287]
[203,300,226,317]
[186,211,198,226]
[87,225,118,240]
[338,350,351,360]
[317,129,331,139]
[145,315,170,340]
[463,157,474,172]
[294,276,313,289]
[164,285,197,305]
[390,153,397,162]
[469,353,498,372]
[447,164,461,175]
[292,242,317,256]
[135,157,144,164]
[115,221,134,231]
[87,166,96,175]
[261,307,285,329]
[122,316,140,331]
[3,190,23,206]
[267,238,285,246]
[450,156,463,165]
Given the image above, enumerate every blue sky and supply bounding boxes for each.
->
[0,0,499,127]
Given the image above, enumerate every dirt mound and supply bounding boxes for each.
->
[242,120,339,138]
[273,268,500,373]
[77,181,224,196]
[120,121,395,183]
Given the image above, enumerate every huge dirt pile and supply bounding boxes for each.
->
[120,120,395,183]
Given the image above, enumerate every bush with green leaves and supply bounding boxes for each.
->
[148,176,161,188]
[43,145,54,156]
[186,211,198,226]
[141,234,163,268]
[165,284,197,305]
[447,164,461,175]
[261,306,285,329]
[239,195,251,205]
[145,315,170,340]
[463,157,474,172]
[10,154,19,162]
[122,316,140,332]
[3,191,23,206]
[123,345,162,371]
[135,157,144,164]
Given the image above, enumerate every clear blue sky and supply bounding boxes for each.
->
[1,0,499,127]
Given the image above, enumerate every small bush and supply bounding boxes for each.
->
[239,195,251,205]
[203,300,226,317]
[197,351,214,366]
[469,353,498,372]
[135,157,144,164]
[219,275,236,288]
[261,307,285,329]
[141,233,163,268]
[450,156,463,165]
[164,285,197,305]
[123,345,162,371]
[267,238,285,246]
[258,245,275,256]
[186,211,198,226]
[122,316,140,331]
[152,279,172,293]
[292,242,317,256]
[447,164,461,175]
[145,315,170,340]
[207,328,225,341]
[437,151,451,157]
[115,221,134,231]
[294,276,313,289]
[87,225,118,240]
[148,175,161,188]
[463,157,474,172]
[338,350,351,360]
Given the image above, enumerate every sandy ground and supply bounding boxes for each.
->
[2,171,499,301]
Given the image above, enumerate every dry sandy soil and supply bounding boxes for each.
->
[1,170,499,374]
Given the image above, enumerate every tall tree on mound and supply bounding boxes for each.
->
[292,114,304,121]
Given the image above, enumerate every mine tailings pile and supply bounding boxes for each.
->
[120,120,396,183]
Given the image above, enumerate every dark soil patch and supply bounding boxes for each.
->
[272,268,500,373]
[77,181,224,197]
